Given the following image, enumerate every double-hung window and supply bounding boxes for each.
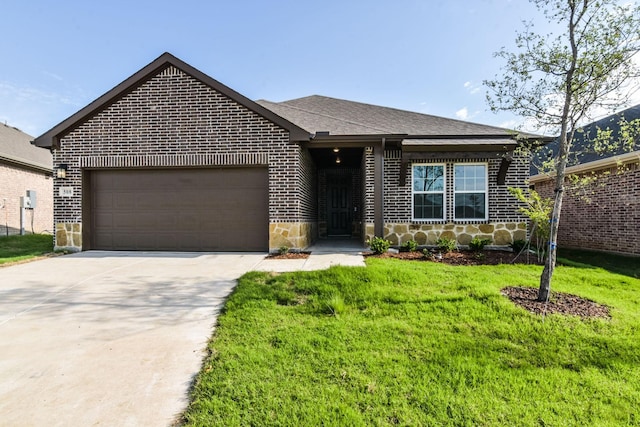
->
[412,164,445,220]
[454,164,488,220]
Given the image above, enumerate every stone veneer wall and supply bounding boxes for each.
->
[365,222,527,247]
[534,161,640,256]
[53,64,306,252]
[55,223,82,251]
[363,150,530,247]
[269,222,316,251]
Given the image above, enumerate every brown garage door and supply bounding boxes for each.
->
[89,168,268,251]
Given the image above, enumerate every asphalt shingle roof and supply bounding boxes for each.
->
[531,104,640,174]
[0,123,51,171]
[257,95,515,136]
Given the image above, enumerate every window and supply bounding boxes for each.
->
[454,164,487,220]
[412,164,445,220]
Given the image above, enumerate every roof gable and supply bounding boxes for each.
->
[34,53,310,149]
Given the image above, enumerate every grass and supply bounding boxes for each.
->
[182,257,640,426]
[0,234,54,265]
[558,247,640,278]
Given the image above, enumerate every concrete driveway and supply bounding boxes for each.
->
[0,251,267,426]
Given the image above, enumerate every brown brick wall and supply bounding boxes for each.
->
[363,148,375,223]
[534,163,640,255]
[382,150,528,223]
[0,163,53,235]
[53,65,307,246]
[298,147,317,221]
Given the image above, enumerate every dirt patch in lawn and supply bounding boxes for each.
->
[364,250,542,266]
[267,251,311,260]
[501,286,610,319]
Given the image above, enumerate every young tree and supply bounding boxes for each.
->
[485,0,640,302]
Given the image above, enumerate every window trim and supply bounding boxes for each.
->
[411,163,446,221]
[453,162,489,221]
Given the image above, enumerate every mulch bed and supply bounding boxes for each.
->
[364,249,543,266]
[501,286,610,319]
[266,251,311,260]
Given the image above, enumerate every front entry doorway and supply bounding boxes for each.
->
[327,175,352,236]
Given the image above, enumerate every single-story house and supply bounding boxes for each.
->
[34,52,545,252]
[531,105,640,256]
[0,123,53,235]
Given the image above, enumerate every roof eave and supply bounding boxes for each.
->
[0,155,53,174]
[530,150,640,183]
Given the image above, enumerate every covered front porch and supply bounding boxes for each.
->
[306,135,392,249]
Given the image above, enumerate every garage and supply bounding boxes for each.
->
[88,168,268,251]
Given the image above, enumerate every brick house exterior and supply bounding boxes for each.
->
[34,53,543,252]
[531,105,640,256]
[532,152,640,256]
[0,124,53,235]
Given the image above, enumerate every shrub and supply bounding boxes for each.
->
[509,239,527,254]
[422,248,435,260]
[369,236,391,254]
[436,237,457,253]
[508,187,552,263]
[469,237,492,252]
[401,239,419,252]
[278,246,290,255]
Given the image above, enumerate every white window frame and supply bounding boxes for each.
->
[411,163,446,221]
[453,163,488,221]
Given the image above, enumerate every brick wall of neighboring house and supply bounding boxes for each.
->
[534,162,640,256]
[0,163,53,235]
[364,150,529,247]
[52,64,306,250]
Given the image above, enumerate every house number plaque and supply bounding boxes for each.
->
[59,187,74,197]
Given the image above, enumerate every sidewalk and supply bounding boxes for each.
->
[253,239,367,272]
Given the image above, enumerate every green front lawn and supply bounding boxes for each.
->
[558,247,640,278]
[0,234,54,265]
[183,258,640,426]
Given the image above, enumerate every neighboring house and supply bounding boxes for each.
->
[531,105,640,256]
[34,53,545,252]
[0,123,53,236]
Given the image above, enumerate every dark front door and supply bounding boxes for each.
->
[327,177,351,236]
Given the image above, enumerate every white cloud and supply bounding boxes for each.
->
[0,80,85,135]
[456,107,469,120]
[463,81,481,95]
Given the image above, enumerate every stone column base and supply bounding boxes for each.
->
[269,222,316,252]
[55,223,82,252]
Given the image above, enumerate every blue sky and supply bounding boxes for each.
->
[0,0,560,137]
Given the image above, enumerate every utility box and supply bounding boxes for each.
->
[20,196,31,209]
[26,190,37,209]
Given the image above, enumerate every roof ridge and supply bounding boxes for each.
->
[281,94,514,134]
[267,97,394,134]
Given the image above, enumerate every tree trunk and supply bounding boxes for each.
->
[538,187,564,302]
[538,0,581,302]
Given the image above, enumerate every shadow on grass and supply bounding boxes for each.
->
[558,248,640,279]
